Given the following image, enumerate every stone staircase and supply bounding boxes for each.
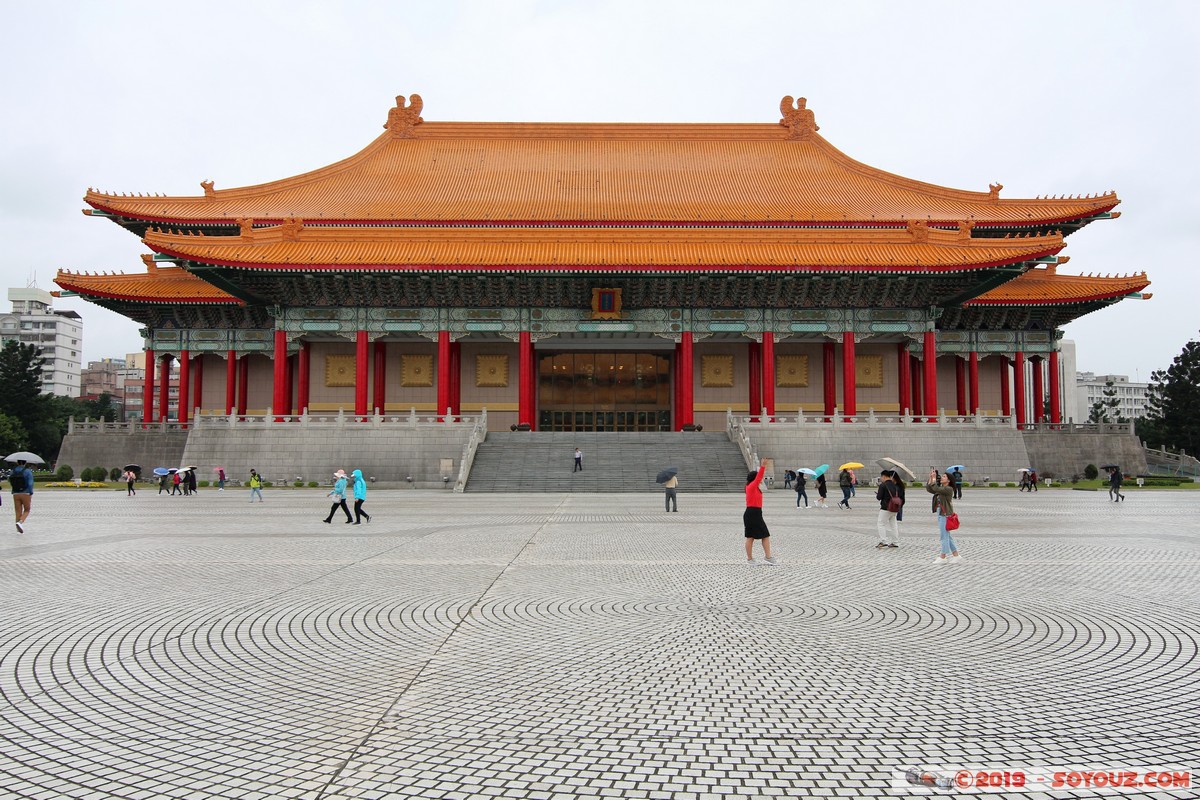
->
[465,431,749,492]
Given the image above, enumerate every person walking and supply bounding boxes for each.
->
[216,468,226,492]
[186,469,197,496]
[815,473,829,508]
[837,467,854,509]
[664,473,679,512]
[158,472,169,494]
[1108,467,1125,502]
[951,468,964,500]
[743,461,776,565]
[1028,469,1039,492]
[351,469,371,523]
[324,469,354,523]
[927,469,962,564]
[875,469,902,549]
[573,448,583,472]
[794,473,809,508]
[123,470,137,497]
[893,471,907,539]
[849,469,857,498]
[171,470,182,496]
[10,459,34,534]
[248,469,264,502]
[782,470,795,490]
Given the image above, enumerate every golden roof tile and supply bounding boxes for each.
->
[141,224,1065,272]
[967,265,1150,305]
[84,98,1118,227]
[54,265,241,304]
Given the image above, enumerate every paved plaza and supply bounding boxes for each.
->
[0,486,1197,799]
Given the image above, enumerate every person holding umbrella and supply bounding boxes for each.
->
[6,453,39,534]
[837,462,864,509]
[122,466,138,497]
[1105,465,1125,502]
[657,467,679,512]
[795,468,812,508]
[815,467,829,508]
[875,469,903,549]
[215,467,226,492]
[743,460,776,565]
[154,467,170,494]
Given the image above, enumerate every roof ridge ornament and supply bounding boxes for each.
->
[201,180,215,200]
[385,94,424,139]
[957,220,975,241]
[988,183,1003,202]
[281,216,304,242]
[238,218,254,239]
[779,96,819,141]
[906,219,930,243]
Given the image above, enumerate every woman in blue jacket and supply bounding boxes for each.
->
[351,469,371,524]
[323,469,353,524]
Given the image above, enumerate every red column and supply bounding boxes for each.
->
[968,351,980,415]
[158,354,172,422]
[142,348,155,425]
[372,340,386,415]
[237,356,249,415]
[297,341,310,415]
[1031,356,1045,424]
[897,343,911,416]
[352,330,368,417]
[286,354,296,416]
[272,330,288,420]
[955,357,966,417]
[761,332,776,417]
[528,341,538,430]
[841,332,856,419]
[999,355,1010,416]
[822,341,836,419]
[923,331,937,421]
[673,342,682,431]
[436,330,451,420]
[192,355,203,419]
[178,349,191,426]
[679,332,694,428]
[911,355,923,417]
[747,341,761,418]
[518,331,532,427]
[1049,350,1062,425]
[1013,351,1027,427]
[451,342,462,416]
[225,350,236,415]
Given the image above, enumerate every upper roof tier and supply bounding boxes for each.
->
[141,223,1064,273]
[84,95,1119,229]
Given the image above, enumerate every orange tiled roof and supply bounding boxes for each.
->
[967,265,1150,305]
[54,263,241,304]
[84,98,1118,227]
[141,224,1065,272]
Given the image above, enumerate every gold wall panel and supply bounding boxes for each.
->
[475,354,509,388]
[401,354,434,387]
[856,354,884,388]
[324,354,356,387]
[776,354,809,387]
[701,354,734,388]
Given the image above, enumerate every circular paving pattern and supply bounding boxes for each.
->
[0,490,1197,799]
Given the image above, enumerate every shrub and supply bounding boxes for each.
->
[93,467,105,482]
[56,464,74,481]
[1084,463,1099,480]
[1005,482,1017,488]
[307,481,319,488]
[198,480,210,487]
[989,482,999,487]
[263,481,273,487]
[293,480,304,488]
[110,467,122,482]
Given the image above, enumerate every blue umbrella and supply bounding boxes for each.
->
[153,467,170,476]
[812,464,830,478]
[947,465,965,473]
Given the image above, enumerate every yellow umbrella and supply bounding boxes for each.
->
[839,462,865,470]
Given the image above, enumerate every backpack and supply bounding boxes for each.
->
[10,469,28,493]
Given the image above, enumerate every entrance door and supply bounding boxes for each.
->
[538,352,672,432]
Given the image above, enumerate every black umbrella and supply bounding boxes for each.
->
[1100,464,1119,470]
[124,464,141,473]
[656,467,679,484]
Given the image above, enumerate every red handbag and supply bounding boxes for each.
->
[945,513,960,531]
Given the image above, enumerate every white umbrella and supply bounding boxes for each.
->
[798,468,818,476]
[876,457,915,482]
[4,451,45,465]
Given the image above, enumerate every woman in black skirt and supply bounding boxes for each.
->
[744,462,777,565]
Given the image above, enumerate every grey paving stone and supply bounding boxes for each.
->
[0,489,1197,799]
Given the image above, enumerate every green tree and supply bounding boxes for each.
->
[79,392,118,422]
[0,340,46,420]
[1088,380,1127,424]
[0,412,28,453]
[1143,333,1200,456]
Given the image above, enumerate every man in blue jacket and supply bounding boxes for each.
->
[11,460,35,534]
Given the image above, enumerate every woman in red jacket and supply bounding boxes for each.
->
[744,462,777,565]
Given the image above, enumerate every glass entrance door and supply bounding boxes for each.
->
[538,352,672,432]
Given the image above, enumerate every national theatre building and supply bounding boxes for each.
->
[57,95,1149,436]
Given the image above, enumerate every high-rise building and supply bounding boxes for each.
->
[1075,372,1150,422]
[0,287,84,397]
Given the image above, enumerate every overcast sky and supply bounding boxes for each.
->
[1,0,1197,380]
